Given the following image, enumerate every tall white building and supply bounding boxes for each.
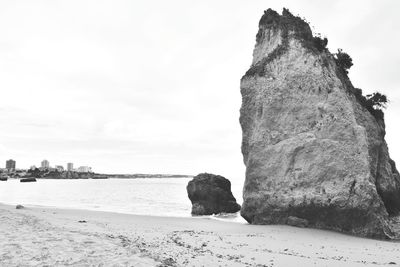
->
[67,163,73,171]
[41,160,49,169]
[6,159,16,170]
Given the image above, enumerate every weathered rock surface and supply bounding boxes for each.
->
[240,8,400,239]
[187,173,241,215]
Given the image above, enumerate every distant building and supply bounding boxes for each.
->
[30,165,37,170]
[41,159,50,169]
[67,163,73,171]
[77,166,92,173]
[55,165,64,172]
[6,159,16,170]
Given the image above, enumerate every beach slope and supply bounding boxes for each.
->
[1,204,400,266]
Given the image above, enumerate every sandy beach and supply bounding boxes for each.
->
[0,204,400,266]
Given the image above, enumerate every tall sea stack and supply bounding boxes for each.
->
[240,8,400,239]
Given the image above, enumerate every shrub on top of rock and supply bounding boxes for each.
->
[353,88,388,120]
[186,173,241,216]
[366,92,388,110]
[313,36,328,52]
[335,48,353,74]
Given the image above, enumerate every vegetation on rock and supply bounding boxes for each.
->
[247,8,389,121]
[335,49,353,74]
[366,92,388,109]
[313,35,328,52]
[335,49,387,120]
[246,8,328,78]
[354,88,387,120]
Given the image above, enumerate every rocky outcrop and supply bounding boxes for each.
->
[240,8,400,239]
[187,173,241,215]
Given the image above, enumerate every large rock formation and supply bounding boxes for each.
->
[240,8,400,239]
[187,173,241,215]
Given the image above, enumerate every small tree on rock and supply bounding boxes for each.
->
[313,36,328,52]
[335,49,353,74]
[366,92,388,110]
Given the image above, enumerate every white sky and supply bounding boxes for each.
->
[0,0,399,186]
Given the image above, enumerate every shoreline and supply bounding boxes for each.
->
[2,176,193,180]
[0,201,246,223]
[1,203,400,266]
[0,200,246,224]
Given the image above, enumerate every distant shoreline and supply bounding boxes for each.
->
[104,174,193,179]
[4,173,193,180]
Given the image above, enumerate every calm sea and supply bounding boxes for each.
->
[0,178,245,223]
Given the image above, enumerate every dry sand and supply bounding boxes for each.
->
[1,203,400,266]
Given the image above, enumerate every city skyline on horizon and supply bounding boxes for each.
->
[2,158,89,171]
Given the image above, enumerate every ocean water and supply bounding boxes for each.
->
[0,178,245,223]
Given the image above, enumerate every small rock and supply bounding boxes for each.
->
[187,173,241,215]
[78,220,87,223]
[16,205,24,209]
